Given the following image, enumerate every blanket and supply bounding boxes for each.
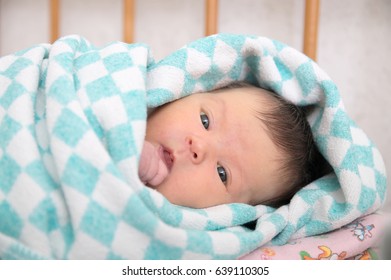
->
[0,34,387,259]
[240,213,390,260]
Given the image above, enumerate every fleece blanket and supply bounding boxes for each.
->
[0,34,387,259]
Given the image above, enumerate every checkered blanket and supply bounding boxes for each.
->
[0,34,387,259]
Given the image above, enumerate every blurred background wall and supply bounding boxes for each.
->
[1,0,390,210]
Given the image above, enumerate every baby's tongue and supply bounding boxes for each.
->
[138,142,169,187]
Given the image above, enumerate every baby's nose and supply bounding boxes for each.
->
[186,136,206,164]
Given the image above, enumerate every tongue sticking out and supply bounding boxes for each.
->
[138,142,170,187]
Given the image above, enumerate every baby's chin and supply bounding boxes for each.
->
[149,180,190,207]
[149,178,170,194]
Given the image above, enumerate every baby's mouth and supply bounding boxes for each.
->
[159,146,174,171]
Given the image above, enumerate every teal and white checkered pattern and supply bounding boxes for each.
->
[0,34,387,259]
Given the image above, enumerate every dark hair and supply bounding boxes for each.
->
[255,90,332,207]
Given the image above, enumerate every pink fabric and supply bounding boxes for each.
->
[240,213,389,260]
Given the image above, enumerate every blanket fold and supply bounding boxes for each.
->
[0,34,387,259]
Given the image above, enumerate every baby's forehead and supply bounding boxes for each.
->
[215,85,276,100]
[212,85,278,112]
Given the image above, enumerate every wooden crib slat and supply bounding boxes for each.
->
[50,0,60,43]
[303,0,320,61]
[123,0,135,43]
[49,0,318,60]
[205,0,218,36]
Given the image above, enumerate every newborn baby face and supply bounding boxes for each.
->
[145,87,284,208]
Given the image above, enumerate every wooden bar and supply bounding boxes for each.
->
[50,0,60,43]
[123,0,135,43]
[303,0,320,61]
[205,0,218,36]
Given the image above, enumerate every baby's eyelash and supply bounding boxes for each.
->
[217,164,228,186]
[200,112,209,129]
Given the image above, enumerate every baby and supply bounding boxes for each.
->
[138,84,330,208]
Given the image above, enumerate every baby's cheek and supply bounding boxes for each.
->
[156,163,225,208]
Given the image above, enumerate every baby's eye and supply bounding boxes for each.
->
[200,112,209,129]
[217,165,227,185]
